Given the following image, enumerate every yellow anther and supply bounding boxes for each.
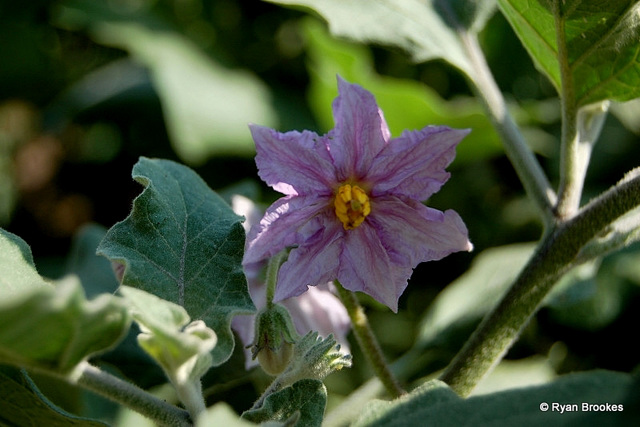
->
[334,184,371,229]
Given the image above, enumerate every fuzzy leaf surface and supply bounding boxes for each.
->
[0,229,130,374]
[97,157,254,366]
[119,286,217,385]
[242,379,327,427]
[354,371,640,426]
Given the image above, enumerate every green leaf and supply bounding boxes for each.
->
[119,285,217,385]
[0,275,130,375]
[354,370,640,426]
[0,228,49,294]
[416,243,536,349]
[242,379,327,427]
[97,157,255,366]
[302,18,505,164]
[268,0,496,75]
[55,1,277,165]
[497,0,640,106]
[119,286,216,416]
[0,228,130,374]
[0,366,109,427]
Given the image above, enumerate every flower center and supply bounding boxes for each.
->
[334,184,371,230]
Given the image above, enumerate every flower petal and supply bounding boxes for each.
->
[337,224,404,312]
[243,195,328,265]
[282,284,350,353]
[369,126,470,200]
[250,125,336,195]
[275,218,343,301]
[369,196,472,269]
[329,77,391,181]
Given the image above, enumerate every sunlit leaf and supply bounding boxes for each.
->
[0,229,130,375]
[498,0,640,106]
[119,286,217,387]
[269,0,496,76]
[0,228,48,294]
[0,274,130,375]
[97,157,255,366]
[302,18,505,164]
[354,371,640,426]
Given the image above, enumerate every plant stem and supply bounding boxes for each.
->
[264,250,288,308]
[440,173,640,397]
[460,31,557,226]
[73,362,192,426]
[333,280,406,398]
[172,378,206,421]
[553,1,583,219]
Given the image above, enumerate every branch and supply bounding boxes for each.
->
[74,362,192,427]
[460,31,557,226]
[440,172,640,396]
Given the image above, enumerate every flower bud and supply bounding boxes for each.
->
[251,304,299,375]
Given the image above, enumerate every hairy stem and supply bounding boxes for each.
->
[334,280,406,398]
[73,362,192,426]
[440,173,640,396]
[460,31,556,226]
[171,378,206,421]
[264,250,288,308]
[554,1,583,219]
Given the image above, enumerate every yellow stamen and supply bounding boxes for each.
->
[334,184,371,229]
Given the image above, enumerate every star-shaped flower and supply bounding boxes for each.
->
[244,77,472,311]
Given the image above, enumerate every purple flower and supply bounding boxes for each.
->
[244,77,472,312]
[231,195,350,370]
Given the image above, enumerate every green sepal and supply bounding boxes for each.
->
[251,304,299,375]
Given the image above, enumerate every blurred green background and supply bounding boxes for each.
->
[2,0,640,423]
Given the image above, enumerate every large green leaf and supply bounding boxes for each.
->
[498,0,640,106]
[97,157,255,366]
[302,18,506,164]
[268,0,496,76]
[0,229,130,375]
[0,275,130,374]
[354,370,640,426]
[0,366,109,427]
[242,379,327,427]
[0,281,130,376]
